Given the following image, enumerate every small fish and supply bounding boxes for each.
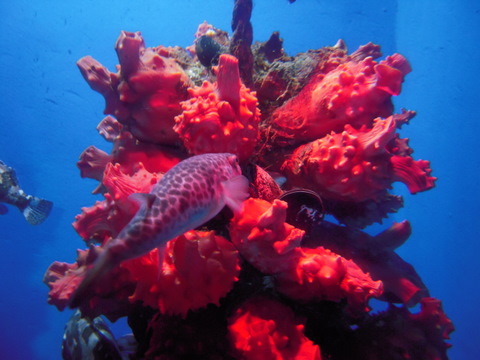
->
[0,160,53,225]
[70,153,249,307]
[62,309,135,360]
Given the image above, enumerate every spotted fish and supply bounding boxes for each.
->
[0,160,53,225]
[62,310,135,360]
[70,153,249,307]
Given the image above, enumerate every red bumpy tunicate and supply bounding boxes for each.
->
[45,230,240,319]
[269,52,411,146]
[76,145,113,182]
[73,161,161,244]
[43,246,134,321]
[230,198,383,315]
[302,220,430,307]
[122,230,241,317]
[77,31,192,144]
[228,296,322,360]
[275,246,383,315]
[174,54,261,162]
[282,114,436,202]
[230,198,305,275]
[74,114,186,243]
[78,115,185,184]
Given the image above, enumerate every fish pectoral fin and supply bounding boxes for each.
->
[129,193,156,209]
[222,175,249,214]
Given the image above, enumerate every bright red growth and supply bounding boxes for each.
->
[43,246,134,321]
[73,197,123,243]
[269,53,411,146]
[73,162,160,243]
[44,230,240,319]
[230,198,305,274]
[77,31,192,145]
[102,162,161,201]
[111,130,185,175]
[276,246,383,315]
[123,230,240,317]
[230,198,383,314]
[282,115,436,202]
[77,145,112,182]
[174,54,260,162]
[228,296,321,360]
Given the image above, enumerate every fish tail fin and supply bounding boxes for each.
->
[69,249,114,309]
[222,175,249,214]
[23,197,53,225]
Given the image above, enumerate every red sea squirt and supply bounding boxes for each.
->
[174,54,261,162]
[269,52,411,146]
[73,161,161,243]
[228,296,321,360]
[77,31,192,145]
[282,114,436,202]
[230,198,383,315]
[122,230,240,316]
[44,246,134,321]
[45,230,240,319]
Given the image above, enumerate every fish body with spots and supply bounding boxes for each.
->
[70,153,249,307]
[0,160,52,225]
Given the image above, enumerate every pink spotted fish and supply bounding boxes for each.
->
[70,153,249,307]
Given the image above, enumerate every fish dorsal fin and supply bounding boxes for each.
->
[222,175,249,214]
[129,193,156,209]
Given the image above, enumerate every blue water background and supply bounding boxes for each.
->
[0,1,478,359]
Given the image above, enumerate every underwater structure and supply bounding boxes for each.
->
[44,1,454,359]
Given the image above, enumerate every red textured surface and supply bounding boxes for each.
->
[282,115,436,202]
[77,31,192,145]
[174,54,260,162]
[44,247,134,321]
[228,296,321,360]
[123,230,240,317]
[230,198,304,274]
[275,246,383,315]
[230,198,383,315]
[269,53,411,146]
[45,230,240,319]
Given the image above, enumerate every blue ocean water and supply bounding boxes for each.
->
[0,0,478,359]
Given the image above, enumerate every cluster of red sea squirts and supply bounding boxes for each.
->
[44,26,453,359]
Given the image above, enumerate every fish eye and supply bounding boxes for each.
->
[228,155,239,165]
